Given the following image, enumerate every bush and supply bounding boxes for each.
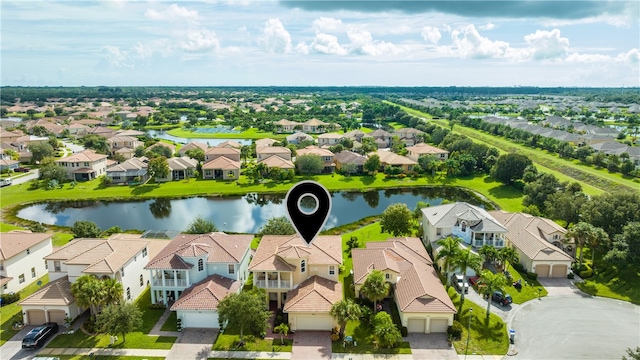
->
[511,262,525,272]
[567,272,575,279]
[0,292,20,306]
[579,269,594,278]
[526,272,538,281]
[447,320,464,340]
[149,303,166,309]
[358,304,374,327]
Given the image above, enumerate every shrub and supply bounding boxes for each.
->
[526,272,538,281]
[359,305,374,327]
[346,236,359,251]
[579,269,593,278]
[149,303,166,309]
[447,320,464,340]
[511,262,525,272]
[567,272,575,279]
[331,333,340,342]
[0,292,20,306]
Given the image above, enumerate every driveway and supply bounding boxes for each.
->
[61,141,85,154]
[407,333,458,360]
[537,277,584,297]
[460,286,517,322]
[510,296,640,359]
[292,331,331,360]
[165,328,215,360]
[0,325,57,360]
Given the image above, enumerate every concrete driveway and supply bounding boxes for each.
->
[407,333,458,360]
[510,296,640,359]
[165,328,214,360]
[292,331,331,360]
[0,325,58,360]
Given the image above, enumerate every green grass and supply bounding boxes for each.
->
[168,127,285,140]
[160,311,178,331]
[0,222,24,231]
[52,232,74,247]
[213,331,293,352]
[503,263,548,304]
[0,274,49,346]
[575,254,640,305]
[332,320,411,354]
[448,288,509,355]
[54,356,166,360]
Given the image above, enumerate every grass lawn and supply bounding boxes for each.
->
[47,288,176,350]
[332,320,411,354]
[212,328,293,352]
[52,232,75,247]
[167,127,285,140]
[448,288,509,355]
[55,357,166,360]
[0,274,49,346]
[575,252,640,305]
[160,311,178,331]
[0,222,24,231]
[503,263,548,304]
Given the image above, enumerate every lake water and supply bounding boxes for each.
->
[17,187,484,233]
[147,130,251,146]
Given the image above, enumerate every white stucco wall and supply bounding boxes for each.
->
[3,238,52,294]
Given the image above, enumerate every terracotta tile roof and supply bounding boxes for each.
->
[202,156,240,170]
[170,274,240,311]
[145,232,252,270]
[275,119,298,126]
[249,235,342,271]
[56,149,107,163]
[205,147,240,156]
[296,146,334,157]
[334,150,366,165]
[258,155,294,169]
[284,275,342,313]
[0,232,52,260]
[19,276,75,306]
[407,143,449,155]
[216,140,242,149]
[167,156,198,170]
[179,142,208,154]
[256,146,291,155]
[303,118,328,126]
[255,138,276,148]
[375,150,417,166]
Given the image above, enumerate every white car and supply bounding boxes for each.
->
[452,274,469,293]
[0,178,12,187]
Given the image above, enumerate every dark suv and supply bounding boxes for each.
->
[491,291,513,306]
[22,322,58,349]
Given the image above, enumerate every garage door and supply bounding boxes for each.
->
[551,265,567,278]
[181,311,218,328]
[430,318,449,333]
[27,310,46,325]
[295,315,332,331]
[407,318,425,333]
[535,264,550,278]
[48,310,66,325]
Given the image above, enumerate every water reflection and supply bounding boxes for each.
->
[146,130,251,146]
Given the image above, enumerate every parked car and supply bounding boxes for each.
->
[452,274,469,293]
[14,167,30,172]
[0,178,12,187]
[492,291,513,306]
[21,322,58,349]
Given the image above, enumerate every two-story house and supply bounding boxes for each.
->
[203,147,241,180]
[375,150,417,173]
[20,234,168,325]
[296,146,335,173]
[55,149,108,181]
[107,135,142,155]
[105,157,148,184]
[144,232,252,328]
[286,131,314,145]
[302,118,330,134]
[395,128,425,146]
[406,143,450,162]
[352,237,456,333]
[317,133,343,147]
[274,119,299,133]
[370,129,393,147]
[0,232,53,295]
[177,142,208,157]
[249,235,342,331]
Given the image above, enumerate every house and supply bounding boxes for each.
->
[406,143,450,161]
[178,142,208,157]
[317,133,343,147]
[255,138,277,148]
[156,156,198,182]
[204,147,241,163]
[256,146,291,161]
[395,128,425,146]
[115,129,145,137]
[258,155,295,170]
[0,232,53,295]
[352,237,456,333]
[0,130,25,143]
[216,140,242,149]
[55,149,108,181]
[249,235,342,331]
[0,158,20,172]
[343,129,370,143]
[489,211,574,278]
[145,232,252,328]
[370,129,393,147]
[105,157,148,184]
[333,150,367,174]
[86,126,116,139]
[203,147,241,180]
[302,118,330,134]
[374,150,417,173]
[66,123,90,137]
[20,234,168,325]
[274,119,299,133]
[296,146,335,173]
[107,136,142,155]
[286,131,314,145]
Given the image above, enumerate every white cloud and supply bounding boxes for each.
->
[102,46,131,68]
[347,29,405,56]
[259,18,293,54]
[618,48,640,64]
[180,28,220,52]
[311,33,347,55]
[478,23,495,30]
[145,3,198,22]
[523,29,569,60]
[421,26,441,44]
[449,24,511,59]
[312,17,344,34]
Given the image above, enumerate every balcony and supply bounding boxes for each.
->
[255,280,291,289]
[152,278,188,287]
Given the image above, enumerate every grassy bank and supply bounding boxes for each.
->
[167,127,285,140]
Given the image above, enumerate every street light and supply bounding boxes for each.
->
[465,308,473,359]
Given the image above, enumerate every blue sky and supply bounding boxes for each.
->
[1,0,638,87]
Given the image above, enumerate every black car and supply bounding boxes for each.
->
[22,322,58,349]
[14,167,30,172]
[492,291,513,306]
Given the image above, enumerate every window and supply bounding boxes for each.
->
[198,259,204,271]
[385,273,390,280]
[0,261,3,271]
[54,261,61,272]
[84,162,89,167]
[142,247,148,257]
[126,287,131,300]
[31,267,36,278]
[553,234,560,240]
[121,268,125,277]
[2,284,6,290]
[19,274,25,284]
[329,266,336,275]
[26,248,30,254]
[436,228,442,236]
[134,255,137,262]
[228,264,235,274]
[300,260,306,273]
[139,275,144,287]
[461,221,467,231]
[44,260,48,270]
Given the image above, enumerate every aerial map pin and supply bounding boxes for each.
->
[285,181,332,246]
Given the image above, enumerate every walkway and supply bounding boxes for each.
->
[149,307,182,338]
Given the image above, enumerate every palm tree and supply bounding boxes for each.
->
[478,245,499,266]
[274,323,290,345]
[240,145,252,164]
[452,248,483,307]
[436,236,462,288]
[330,299,362,339]
[477,270,508,317]
[102,278,124,306]
[360,270,390,313]
[567,222,595,267]
[587,227,609,265]
[497,247,520,271]
[71,275,104,315]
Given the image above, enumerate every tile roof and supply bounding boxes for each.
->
[216,140,242,149]
[167,156,198,170]
[284,276,342,313]
[19,276,75,306]
[422,202,503,231]
[202,155,240,170]
[145,232,252,270]
[334,150,367,165]
[56,149,107,163]
[296,146,334,157]
[257,146,291,155]
[258,155,295,169]
[205,147,240,156]
[0,232,52,260]
[179,142,209,154]
[170,274,240,311]
[375,150,417,166]
[255,138,277,147]
[407,143,449,155]
[249,235,342,271]
[303,118,328,126]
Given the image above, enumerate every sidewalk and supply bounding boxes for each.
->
[149,307,182,338]
[37,347,171,357]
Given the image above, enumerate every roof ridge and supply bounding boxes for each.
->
[64,239,107,264]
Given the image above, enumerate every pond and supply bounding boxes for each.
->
[17,187,486,234]
[146,130,251,146]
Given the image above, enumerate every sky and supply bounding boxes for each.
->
[1,0,639,87]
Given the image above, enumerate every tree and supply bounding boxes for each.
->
[39,161,67,183]
[72,220,102,238]
[363,154,381,175]
[185,148,204,162]
[478,245,499,265]
[418,155,439,177]
[330,299,361,339]
[95,303,143,343]
[496,247,519,270]
[340,162,358,176]
[566,222,595,267]
[413,201,429,220]
[184,216,218,234]
[259,216,295,236]
[295,154,323,174]
[477,270,507,316]
[379,203,412,237]
[28,142,54,164]
[217,289,271,342]
[359,270,390,312]
[102,278,124,306]
[372,311,402,349]
[80,134,109,154]
[452,248,483,307]
[148,156,169,180]
[148,145,173,158]
[436,236,462,288]
[545,190,588,227]
[604,222,640,265]
[623,347,640,360]
[580,192,640,238]
[274,323,290,345]
[523,173,561,212]
[71,275,104,315]
[490,153,533,185]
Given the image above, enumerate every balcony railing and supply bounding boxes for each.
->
[152,278,163,286]
[255,280,266,288]
[152,278,188,287]
[255,279,291,288]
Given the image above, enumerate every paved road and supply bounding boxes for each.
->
[61,141,85,154]
[8,169,39,186]
[0,325,58,360]
[510,296,640,360]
